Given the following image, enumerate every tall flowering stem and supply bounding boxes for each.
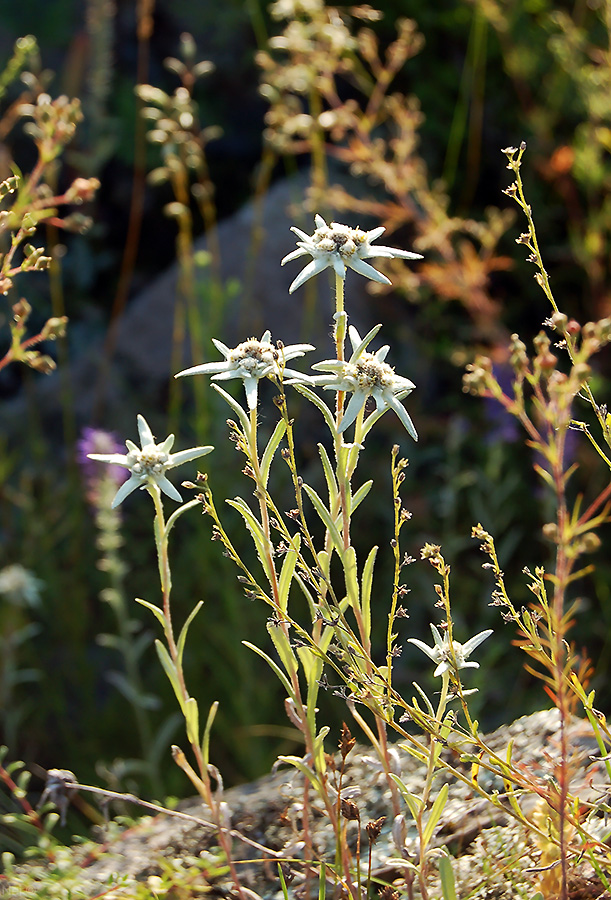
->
[199,384,358,897]
[334,271,346,421]
[145,482,247,899]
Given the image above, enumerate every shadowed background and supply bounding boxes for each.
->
[1,0,610,840]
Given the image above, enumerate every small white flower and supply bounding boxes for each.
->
[281,214,423,293]
[311,324,418,439]
[87,414,213,508]
[408,624,493,678]
[175,331,315,410]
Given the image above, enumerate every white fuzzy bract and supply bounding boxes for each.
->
[281,214,422,293]
[175,331,314,410]
[87,414,213,508]
[408,624,493,678]
[311,324,418,439]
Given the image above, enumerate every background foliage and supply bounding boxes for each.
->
[1,0,611,839]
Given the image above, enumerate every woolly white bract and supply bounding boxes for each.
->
[175,331,314,410]
[87,414,213,508]
[408,624,493,678]
[311,324,418,439]
[281,214,422,293]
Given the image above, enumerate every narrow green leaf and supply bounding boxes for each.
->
[422,782,449,847]
[278,534,300,613]
[185,697,200,746]
[261,418,287,488]
[317,550,331,580]
[360,546,378,643]
[226,497,272,579]
[201,701,219,770]
[350,323,382,359]
[350,479,373,515]
[303,484,344,554]
[278,863,290,900]
[165,498,201,538]
[243,640,296,699]
[318,861,326,900]
[411,680,435,717]
[293,383,338,435]
[297,644,323,686]
[177,600,204,669]
[317,592,350,657]
[390,774,423,820]
[212,384,251,435]
[313,724,330,774]
[154,640,184,713]
[136,597,166,629]
[277,755,322,792]
[267,621,298,681]
[343,545,360,619]
[317,442,339,507]
[438,855,458,900]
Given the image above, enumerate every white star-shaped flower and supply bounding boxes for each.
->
[175,331,315,410]
[281,214,423,294]
[310,324,418,440]
[408,624,493,678]
[87,414,213,508]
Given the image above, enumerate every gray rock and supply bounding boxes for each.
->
[3,169,393,439]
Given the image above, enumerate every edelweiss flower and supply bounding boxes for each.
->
[311,324,418,439]
[281,214,423,294]
[408,624,493,678]
[87,414,213,508]
[175,331,314,410]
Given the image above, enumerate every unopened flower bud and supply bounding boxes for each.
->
[26,353,55,374]
[538,351,558,372]
[533,331,551,354]
[597,317,611,343]
[13,298,31,322]
[542,523,558,542]
[572,362,591,383]
[66,177,100,204]
[41,316,68,341]
[579,532,601,553]
[550,312,567,330]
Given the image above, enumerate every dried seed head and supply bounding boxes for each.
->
[366,816,386,844]
[341,798,360,821]
[339,722,356,760]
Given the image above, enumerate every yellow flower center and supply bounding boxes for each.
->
[128,447,168,476]
[312,224,364,258]
[353,353,394,390]
[229,339,276,367]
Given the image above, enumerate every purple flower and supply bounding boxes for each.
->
[77,428,127,504]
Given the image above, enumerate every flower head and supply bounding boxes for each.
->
[281,214,423,293]
[408,624,493,678]
[175,331,315,410]
[311,324,418,439]
[87,414,213,508]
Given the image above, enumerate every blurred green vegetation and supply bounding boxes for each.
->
[1,0,611,848]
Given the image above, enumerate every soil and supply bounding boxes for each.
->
[6,709,611,899]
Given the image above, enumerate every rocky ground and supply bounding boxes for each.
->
[5,708,611,899]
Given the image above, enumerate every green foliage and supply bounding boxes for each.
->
[3,4,611,899]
